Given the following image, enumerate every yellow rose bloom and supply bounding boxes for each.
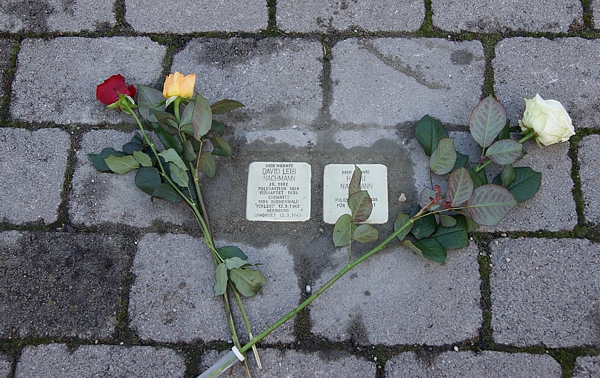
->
[163,71,196,98]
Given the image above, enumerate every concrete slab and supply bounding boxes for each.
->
[386,351,562,377]
[577,135,600,227]
[482,140,576,232]
[129,233,298,344]
[69,130,194,228]
[0,231,134,339]
[310,243,481,346]
[125,0,267,33]
[0,0,115,33]
[491,238,600,348]
[0,128,70,225]
[201,348,376,377]
[171,38,323,130]
[432,0,582,33]
[0,40,14,99]
[573,355,600,377]
[15,344,185,377]
[277,0,424,32]
[0,355,9,378]
[11,37,165,125]
[330,38,485,127]
[494,37,600,129]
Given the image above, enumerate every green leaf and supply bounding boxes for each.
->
[192,94,212,141]
[104,154,139,174]
[159,148,188,171]
[168,162,189,187]
[394,212,413,242]
[415,238,447,263]
[453,152,469,171]
[211,120,226,136]
[468,167,488,188]
[230,268,266,297]
[430,138,457,175]
[216,246,248,261]
[432,216,469,250]
[353,224,378,243]
[88,148,126,173]
[463,214,479,232]
[402,239,422,256]
[447,167,474,207]
[348,165,362,196]
[182,140,197,162]
[411,212,437,239]
[137,85,166,122]
[419,187,439,209]
[498,119,511,140]
[154,111,179,131]
[415,115,448,156]
[470,96,507,148]
[135,167,161,196]
[210,136,231,157]
[152,183,183,202]
[198,152,216,178]
[122,134,144,155]
[506,167,541,202]
[500,164,515,188]
[465,184,517,226]
[213,263,228,296]
[180,100,194,128]
[439,214,457,228]
[225,257,249,270]
[485,139,522,165]
[348,190,373,223]
[333,214,352,247]
[211,99,245,114]
[148,122,183,154]
[133,150,153,167]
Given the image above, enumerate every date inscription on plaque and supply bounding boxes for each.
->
[246,162,311,221]
[323,164,388,224]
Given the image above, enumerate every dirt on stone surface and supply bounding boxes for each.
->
[0,231,135,339]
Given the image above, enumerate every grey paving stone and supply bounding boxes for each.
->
[0,40,14,99]
[310,243,481,346]
[0,0,115,33]
[170,38,323,130]
[125,0,267,33]
[573,355,600,378]
[494,37,600,129]
[491,238,600,348]
[432,0,582,33]
[0,128,70,225]
[0,231,134,338]
[201,348,375,377]
[129,233,298,343]
[0,355,10,378]
[15,344,185,377]
[11,37,165,125]
[483,139,576,232]
[277,0,424,32]
[578,135,600,227]
[69,130,194,228]
[386,351,562,377]
[330,38,485,127]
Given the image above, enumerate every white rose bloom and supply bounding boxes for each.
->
[518,94,575,146]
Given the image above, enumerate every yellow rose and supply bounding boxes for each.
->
[518,94,575,146]
[163,71,196,99]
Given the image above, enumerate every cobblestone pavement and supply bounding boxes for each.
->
[1,1,599,377]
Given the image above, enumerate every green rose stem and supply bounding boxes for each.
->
[200,213,425,378]
[120,103,257,377]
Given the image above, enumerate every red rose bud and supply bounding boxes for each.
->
[96,74,136,105]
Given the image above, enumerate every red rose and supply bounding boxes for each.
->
[96,74,136,105]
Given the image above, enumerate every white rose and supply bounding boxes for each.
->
[518,94,575,146]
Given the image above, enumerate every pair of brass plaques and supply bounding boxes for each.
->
[246,162,388,223]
